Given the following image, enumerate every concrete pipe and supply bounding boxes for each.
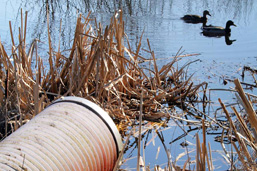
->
[0,96,123,171]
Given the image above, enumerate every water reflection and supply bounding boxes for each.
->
[201,31,236,45]
[3,0,255,50]
[225,34,236,45]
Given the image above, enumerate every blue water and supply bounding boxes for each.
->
[1,0,257,170]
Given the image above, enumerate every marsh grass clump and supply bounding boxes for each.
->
[0,9,206,138]
[0,9,214,171]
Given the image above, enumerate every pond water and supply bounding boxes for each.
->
[1,0,257,88]
[1,0,257,170]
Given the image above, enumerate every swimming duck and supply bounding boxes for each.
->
[181,10,211,23]
[202,20,236,36]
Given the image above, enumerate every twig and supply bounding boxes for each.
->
[137,88,143,171]
[113,127,133,171]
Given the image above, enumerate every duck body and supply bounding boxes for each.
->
[181,10,211,23]
[202,20,236,36]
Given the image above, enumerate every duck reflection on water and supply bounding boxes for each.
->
[201,20,237,45]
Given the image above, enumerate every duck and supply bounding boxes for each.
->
[181,10,211,23]
[202,20,236,36]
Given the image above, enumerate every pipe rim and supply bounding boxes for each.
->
[52,96,123,156]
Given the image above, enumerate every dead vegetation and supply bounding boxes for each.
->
[0,9,256,171]
[0,9,206,136]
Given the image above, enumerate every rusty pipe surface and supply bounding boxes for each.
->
[0,96,122,171]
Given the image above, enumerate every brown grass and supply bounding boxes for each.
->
[0,9,205,138]
[218,79,257,170]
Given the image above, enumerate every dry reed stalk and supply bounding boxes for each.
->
[202,119,207,171]
[142,139,146,171]
[196,133,201,171]
[220,128,231,165]
[156,130,173,171]
[234,79,257,137]
[205,146,210,171]
[33,72,39,116]
[137,88,143,171]
[113,127,134,171]
[147,39,161,87]
[182,157,190,171]
[46,6,56,93]
[208,142,213,171]
[175,149,195,166]
[59,14,84,82]
[186,103,228,130]
[12,48,22,126]
[9,21,15,47]
[231,141,249,171]
[219,98,256,170]
[195,127,214,171]
[231,106,254,143]
[24,11,28,49]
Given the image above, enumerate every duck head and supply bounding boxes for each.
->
[226,20,237,28]
[225,20,236,33]
[203,10,211,17]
